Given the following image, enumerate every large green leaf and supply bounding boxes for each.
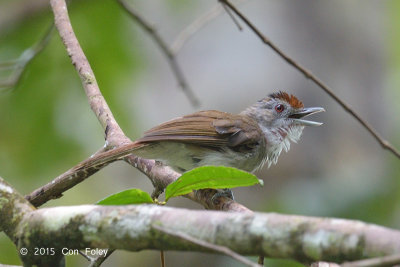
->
[165,166,262,201]
[97,188,154,205]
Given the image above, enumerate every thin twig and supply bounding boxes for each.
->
[221,1,242,31]
[170,0,249,55]
[79,248,113,267]
[341,253,400,267]
[0,24,54,91]
[171,4,224,55]
[79,250,92,262]
[117,0,200,107]
[88,249,115,267]
[153,224,261,267]
[220,0,400,159]
[160,250,165,267]
[258,256,264,266]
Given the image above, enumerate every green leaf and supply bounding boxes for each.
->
[97,188,154,205]
[165,166,261,201]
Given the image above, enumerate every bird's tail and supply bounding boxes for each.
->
[73,141,146,172]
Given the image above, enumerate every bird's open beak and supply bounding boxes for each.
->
[288,107,325,126]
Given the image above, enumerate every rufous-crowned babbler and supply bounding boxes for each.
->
[76,91,324,176]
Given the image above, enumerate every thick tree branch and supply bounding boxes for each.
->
[12,203,400,266]
[219,0,400,159]
[117,0,200,107]
[5,176,400,266]
[0,177,35,242]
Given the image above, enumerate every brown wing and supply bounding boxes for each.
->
[136,110,263,151]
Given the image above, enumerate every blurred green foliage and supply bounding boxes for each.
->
[0,0,142,189]
[0,0,143,265]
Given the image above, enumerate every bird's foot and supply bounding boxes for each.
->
[211,188,234,203]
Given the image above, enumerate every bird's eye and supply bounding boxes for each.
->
[275,104,285,113]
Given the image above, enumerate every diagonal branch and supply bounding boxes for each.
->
[50,0,129,147]
[25,156,112,206]
[117,0,200,107]
[25,152,251,214]
[219,0,400,159]
[28,0,250,215]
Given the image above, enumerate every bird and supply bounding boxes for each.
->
[77,91,324,174]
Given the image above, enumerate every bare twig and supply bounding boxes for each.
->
[258,256,264,266]
[219,0,400,159]
[170,0,249,55]
[0,24,54,91]
[78,250,92,262]
[25,149,116,207]
[160,250,165,267]
[153,224,261,267]
[80,237,115,266]
[171,4,224,55]
[117,0,200,107]
[88,250,115,267]
[341,253,400,267]
[221,1,242,31]
[27,0,131,207]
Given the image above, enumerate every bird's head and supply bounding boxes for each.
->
[242,91,325,165]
